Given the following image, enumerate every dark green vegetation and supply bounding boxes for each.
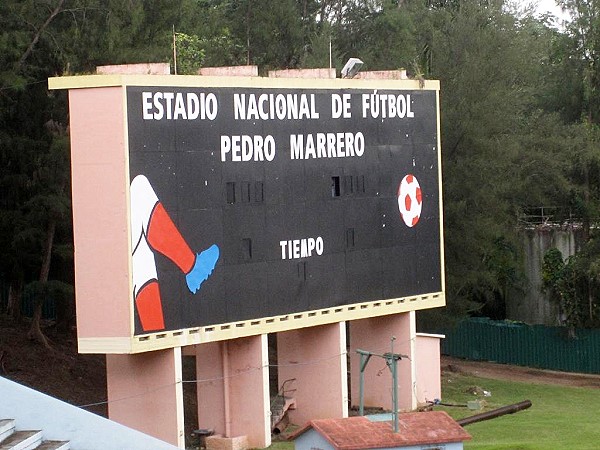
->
[2,0,600,342]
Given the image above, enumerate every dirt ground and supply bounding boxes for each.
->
[442,355,600,389]
[0,315,108,417]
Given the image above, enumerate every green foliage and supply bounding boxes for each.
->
[199,30,246,67]
[174,32,205,74]
[542,248,565,289]
[332,0,418,71]
[542,248,577,326]
[300,22,342,69]
[543,239,600,329]
[418,0,558,320]
[560,0,600,124]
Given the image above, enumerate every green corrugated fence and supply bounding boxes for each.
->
[438,317,600,374]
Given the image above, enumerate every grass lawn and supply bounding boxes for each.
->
[269,371,600,449]
[439,372,600,449]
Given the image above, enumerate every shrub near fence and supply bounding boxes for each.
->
[439,317,600,374]
[0,279,57,320]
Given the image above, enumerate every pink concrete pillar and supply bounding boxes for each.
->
[349,312,417,412]
[195,336,271,449]
[277,322,348,427]
[194,342,226,434]
[106,347,184,448]
[415,333,444,404]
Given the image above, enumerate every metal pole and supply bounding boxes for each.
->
[357,350,371,416]
[356,344,405,431]
[392,356,398,432]
[359,355,365,416]
[390,337,398,433]
[172,25,177,75]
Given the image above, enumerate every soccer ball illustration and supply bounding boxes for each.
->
[397,174,422,227]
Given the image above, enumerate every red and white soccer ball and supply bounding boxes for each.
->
[397,174,422,227]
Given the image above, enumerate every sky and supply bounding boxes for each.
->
[532,0,571,22]
[536,0,560,13]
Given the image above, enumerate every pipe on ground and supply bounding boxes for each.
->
[457,400,532,427]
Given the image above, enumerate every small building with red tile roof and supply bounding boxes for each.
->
[292,412,471,450]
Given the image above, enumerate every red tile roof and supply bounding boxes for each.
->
[292,412,471,450]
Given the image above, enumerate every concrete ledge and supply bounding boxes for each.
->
[96,63,170,75]
[268,68,336,79]
[356,69,409,79]
[199,66,258,77]
[206,435,249,450]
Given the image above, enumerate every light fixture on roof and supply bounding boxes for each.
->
[341,58,364,79]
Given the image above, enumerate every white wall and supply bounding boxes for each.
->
[0,376,179,450]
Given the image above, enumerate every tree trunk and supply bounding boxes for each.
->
[28,292,50,349]
[27,219,56,349]
[6,278,23,322]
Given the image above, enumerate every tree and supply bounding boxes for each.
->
[560,0,600,124]
[24,126,71,347]
[230,0,306,70]
[409,0,579,324]
[1,1,210,344]
[174,32,205,74]
[333,0,417,71]
[300,18,347,69]
[2,0,599,337]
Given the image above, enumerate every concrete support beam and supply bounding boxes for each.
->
[106,347,184,448]
[195,335,271,449]
[277,322,348,427]
[195,342,226,434]
[349,312,417,412]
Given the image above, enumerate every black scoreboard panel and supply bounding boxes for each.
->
[127,86,441,335]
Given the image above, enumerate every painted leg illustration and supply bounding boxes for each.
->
[130,175,220,332]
